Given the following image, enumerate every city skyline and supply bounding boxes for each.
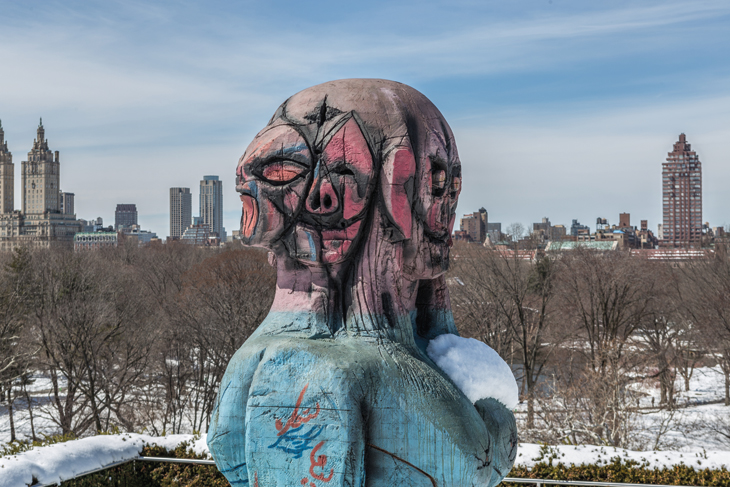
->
[1,1,729,238]
[0,120,723,242]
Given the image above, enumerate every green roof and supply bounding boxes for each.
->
[546,241,616,251]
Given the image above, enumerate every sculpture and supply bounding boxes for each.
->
[208,79,518,487]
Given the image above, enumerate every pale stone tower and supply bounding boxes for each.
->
[0,120,14,214]
[22,119,61,215]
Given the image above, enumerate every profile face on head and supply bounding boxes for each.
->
[405,123,462,279]
[235,79,461,272]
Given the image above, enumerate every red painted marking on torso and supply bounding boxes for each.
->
[309,441,334,482]
[275,383,320,436]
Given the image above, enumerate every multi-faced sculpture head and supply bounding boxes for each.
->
[236,79,461,278]
[213,82,520,487]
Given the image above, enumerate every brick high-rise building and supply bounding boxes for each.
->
[662,134,702,248]
[115,204,138,230]
[170,187,192,239]
[618,213,631,229]
[459,207,488,243]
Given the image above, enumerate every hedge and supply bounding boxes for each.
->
[56,444,730,487]
[59,442,227,487]
[505,457,730,487]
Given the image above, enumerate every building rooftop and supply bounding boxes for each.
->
[74,232,117,237]
[546,241,618,251]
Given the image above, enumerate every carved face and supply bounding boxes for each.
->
[236,116,376,265]
[236,79,461,274]
[406,129,462,279]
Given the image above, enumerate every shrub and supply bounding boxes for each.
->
[55,442,730,487]
[60,440,227,487]
[504,457,730,487]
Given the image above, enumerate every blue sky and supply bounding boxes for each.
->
[1,0,729,237]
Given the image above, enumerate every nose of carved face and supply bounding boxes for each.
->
[305,169,339,216]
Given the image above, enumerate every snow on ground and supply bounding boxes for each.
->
[0,374,66,446]
[634,366,726,409]
[512,365,730,451]
[515,443,729,471]
[629,366,730,451]
[0,433,208,487]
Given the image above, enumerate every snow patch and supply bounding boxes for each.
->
[0,433,208,487]
[427,333,519,409]
[515,443,730,471]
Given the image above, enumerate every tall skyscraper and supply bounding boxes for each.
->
[0,120,14,214]
[662,134,702,248]
[200,175,223,238]
[170,187,192,238]
[115,204,138,230]
[22,119,61,215]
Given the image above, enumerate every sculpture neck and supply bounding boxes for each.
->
[341,220,421,347]
[258,217,455,350]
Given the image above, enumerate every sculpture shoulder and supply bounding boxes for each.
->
[247,335,375,379]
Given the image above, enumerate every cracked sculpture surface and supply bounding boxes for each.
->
[208,79,518,487]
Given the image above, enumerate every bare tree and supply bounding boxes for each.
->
[0,248,37,442]
[505,222,526,243]
[0,240,286,442]
[449,246,513,359]
[133,242,208,434]
[640,264,684,409]
[27,249,153,435]
[174,247,275,432]
[535,356,642,448]
[450,242,560,428]
[553,248,657,447]
[680,250,730,405]
[674,319,704,393]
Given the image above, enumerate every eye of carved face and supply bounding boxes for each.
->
[236,125,313,244]
[431,169,447,196]
[450,175,461,198]
[259,161,308,185]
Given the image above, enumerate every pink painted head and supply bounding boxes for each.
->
[236,79,461,274]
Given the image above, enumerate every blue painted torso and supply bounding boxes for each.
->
[208,320,516,487]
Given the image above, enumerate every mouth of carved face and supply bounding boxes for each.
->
[293,220,363,265]
[240,193,258,239]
